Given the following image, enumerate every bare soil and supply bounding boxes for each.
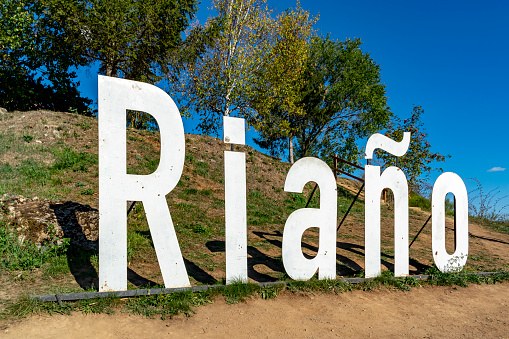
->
[1,110,508,336]
[2,282,509,338]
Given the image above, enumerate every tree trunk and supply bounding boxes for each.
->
[104,61,117,77]
[289,137,294,164]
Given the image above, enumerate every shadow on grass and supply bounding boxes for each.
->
[50,202,158,290]
[252,230,430,276]
[206,240,286,282]
[131,229,218,285]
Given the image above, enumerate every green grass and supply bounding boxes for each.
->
[81,188,94,195]
[125,290,212,319]
[3,270,509,321]
[22,135,33,143]
[0,143,98,197]
[0,222,69,271]
[52,148,98,172]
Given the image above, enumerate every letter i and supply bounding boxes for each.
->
[223,116,247,284]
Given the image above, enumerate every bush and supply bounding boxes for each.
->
[408,192,430,210]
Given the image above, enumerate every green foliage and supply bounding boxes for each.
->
[19,159,51,185]
[184,188,198,195]
[0,223,69,271]
[259,284,284,299]
[127,231,152,261]
[1,0,197,116]
[409,192,431,210]
[39,0,196,128]
[45,0,197,82]
[374,271,411,291]
[425,266,469,287]
[0,0,91,113]
[376,106,449,191]
[167,0,278,133]
[253,36,391,165]
[190,223,210,235]
[3,294,121,319]
[5,271,509,321]
[248,6,316,162]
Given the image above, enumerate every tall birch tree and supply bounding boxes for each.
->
[167,0,274,134]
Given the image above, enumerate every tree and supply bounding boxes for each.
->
[251,35,391,166]
[247,6,316,163]
[0,0,90,113]
[45,0,198,82]
[40,0,197,126]
[375,106,449,192]
[166,0,275,134]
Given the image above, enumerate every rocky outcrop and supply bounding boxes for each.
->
[0,195,98,250]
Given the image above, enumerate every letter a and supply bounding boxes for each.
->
[282,157,336,280]
[98,76,189,291]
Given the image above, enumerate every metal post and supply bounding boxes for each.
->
[333,154,338,178]
[337,183,365,232]
[409,214,432,249]
[127,201,137,216]
[305,184,319,208]
[454,196,457,250]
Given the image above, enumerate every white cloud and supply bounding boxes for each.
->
[487,167,506,172]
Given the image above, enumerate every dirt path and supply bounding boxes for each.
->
[3,282,508,338]
[468,222,509,263]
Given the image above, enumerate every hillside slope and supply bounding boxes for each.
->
[0,110,507,299]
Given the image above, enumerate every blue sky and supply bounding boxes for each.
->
[76,0,508,211]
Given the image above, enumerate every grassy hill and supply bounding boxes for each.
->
[0,110,508,306]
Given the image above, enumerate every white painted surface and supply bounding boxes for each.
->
[98,76,189,292]
[365,132,411,159]
[225,151,248,284]
[223,116,246,144]
[282,157,337,280]
[364,132,411,278]
[432,172,469,272]
[365,166,409,278]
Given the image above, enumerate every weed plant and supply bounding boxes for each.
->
[469,178,508,225]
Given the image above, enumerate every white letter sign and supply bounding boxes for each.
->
[365,132,411,278]
[282,157,337,280]
[223,116,248,284]
[98,76,189,291]
[432,172,469,272]
[96,76,473,290]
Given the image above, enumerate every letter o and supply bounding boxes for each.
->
[431,172,469,273]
